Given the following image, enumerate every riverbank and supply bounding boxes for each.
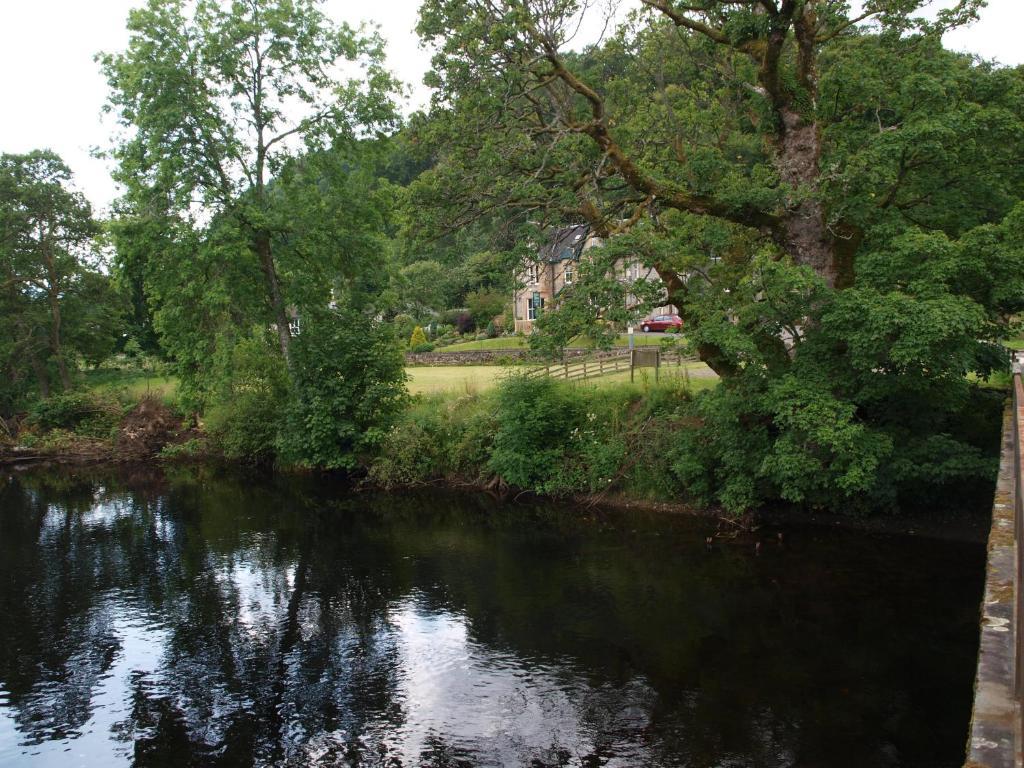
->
[0,392,200,467]
[2,367,1007,536]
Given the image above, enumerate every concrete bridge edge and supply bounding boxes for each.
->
[964,360,1022,768]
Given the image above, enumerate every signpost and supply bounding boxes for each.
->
[630,348,660,382]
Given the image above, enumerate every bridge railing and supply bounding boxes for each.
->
[964,352,1023,768]
[1014,362,1023,703]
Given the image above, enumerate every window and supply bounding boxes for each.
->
[527,296,544,320]
[564,263,573,284]
[289,315,301,336]
[526,262,539,284]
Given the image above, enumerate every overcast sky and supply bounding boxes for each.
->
[1,0,1020,214]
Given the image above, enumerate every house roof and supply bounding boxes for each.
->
[540,224,590,263]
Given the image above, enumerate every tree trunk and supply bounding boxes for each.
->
[28,351,51,399]
[48,297,72,392]
[42,242,72,391]
[775,108,837,286]
[657,268,740,378]
[254,230,292,362]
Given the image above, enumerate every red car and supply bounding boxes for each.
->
[639,314,683,333]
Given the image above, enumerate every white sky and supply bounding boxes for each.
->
[0,0,1020,215]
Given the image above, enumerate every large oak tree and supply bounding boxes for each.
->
[411,0,1024,510]
[101,0,399,363]
[413,0,1019,364]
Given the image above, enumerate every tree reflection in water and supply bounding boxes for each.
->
[0,466,984,767]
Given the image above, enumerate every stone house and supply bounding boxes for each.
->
[512,224,676,334]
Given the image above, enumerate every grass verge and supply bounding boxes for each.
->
[405,361,717,395]
[434,333,680,352]
[85,367,180,403]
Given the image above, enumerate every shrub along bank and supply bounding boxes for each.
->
[3,388,195,462]
[4,365,1005,518]
[369,375,691,502]
[369,372,1006,516]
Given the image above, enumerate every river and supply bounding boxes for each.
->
[0,465,984,767]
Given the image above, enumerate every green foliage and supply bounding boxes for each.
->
[369,375,699,499]
[102,0,401,404]
[409,326,428,348]
[158,437,208,460]
[392,313,416,342]
[398,260,449,317]
[670,245,1012,514]
[17,429,80,453]
[487,375,583,490]
[0,150,122,411]
[486,374,664,494]
[277,308,408,470]
[204,334,290,462]
[25,0,1008,517]
[465,290,506,327]
[404,0,1017,516]
[97,1,414,475]
[27,391,124,438]
[369,393,498,487]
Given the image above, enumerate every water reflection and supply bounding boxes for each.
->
[0,466,984,767]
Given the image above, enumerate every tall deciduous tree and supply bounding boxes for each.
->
[411,1,1024,511]
[0,151,116,404]
[417,0,983,286]
[100,0,399,363]
[413,0,1014,369]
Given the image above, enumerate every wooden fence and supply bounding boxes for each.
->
[526,349,696,383]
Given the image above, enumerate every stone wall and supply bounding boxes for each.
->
[964,363,1023,768]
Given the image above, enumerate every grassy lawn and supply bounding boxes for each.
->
[82,361,714,401]
[85,368,180,401]
[582,361,717,389]
[406,366,515,394]
[1006,337,1024,351]
[434,333,680,352]
[405,360,717,395]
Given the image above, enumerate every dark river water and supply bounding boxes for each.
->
[0,465,985,768]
